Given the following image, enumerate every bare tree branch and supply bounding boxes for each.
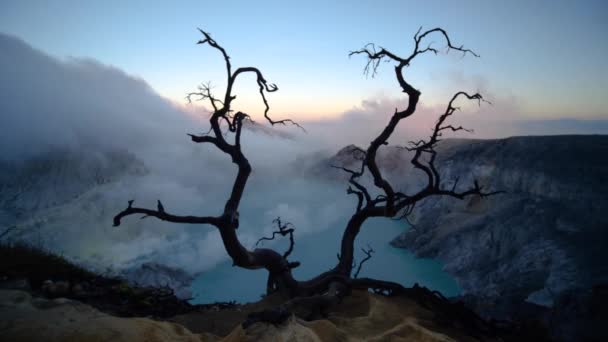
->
[197,28,232,83]
[186,81,224,112]
[337,28,491,275]
[113,200,220,227]
[187,133,219,146]
[331,146,372,210]
[0,225,18,241]
[347,186,364,212]
[256,217,297,259]
[401,91,490,197]
[353,245,374,278]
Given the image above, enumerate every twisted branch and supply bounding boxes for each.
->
[353,244,374,279]
[186,81,224,112]
[113,200,220,227]
[256,217,297,259]
[336,27,492,274]
[0,225,18,241]
[331,146,371,211]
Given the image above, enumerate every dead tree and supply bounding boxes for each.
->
[114,27,498,306]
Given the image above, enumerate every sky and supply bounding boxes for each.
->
[1,0,607,122]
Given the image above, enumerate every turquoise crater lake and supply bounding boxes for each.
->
[190,217,460,304]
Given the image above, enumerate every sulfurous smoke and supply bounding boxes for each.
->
[2,32,606,280]
[0,33,352,277]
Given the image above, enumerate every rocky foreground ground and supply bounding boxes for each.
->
[1,288,509,342]
[1,242,533,341]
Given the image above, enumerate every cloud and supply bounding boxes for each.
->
[297,95,500,150]
[298,83,608,148]
[0,34,195,161]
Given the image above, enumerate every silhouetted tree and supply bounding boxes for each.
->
[114,27,498,309]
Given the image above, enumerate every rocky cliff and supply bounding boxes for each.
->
[387,135,608,339]
[0,146,147,224]
[317,135,608,340]
[0,147,200,297]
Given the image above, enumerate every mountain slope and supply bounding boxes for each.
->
[0,147,147,221]
[395,135,608,341]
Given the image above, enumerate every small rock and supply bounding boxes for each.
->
[72,283,84,296]
[242,308,291,329]
[0,278,30,291]
[41,280,54,293]
[54,281,70,296]
[42,280,70,297]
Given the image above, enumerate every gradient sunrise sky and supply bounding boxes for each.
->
[1,0,606,121]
